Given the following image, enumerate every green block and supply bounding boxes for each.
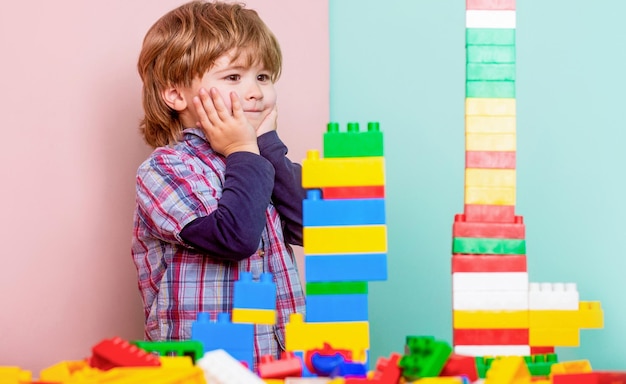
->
[467,63,516,81]
[466,28,516,45]
[466,81,515,98]
[399,336,452,381]
[475,356,490,379]
[524,354,559,377]
[323,121,384,158]
[133,340,204,362]
[306,281,368,295]
[452,237,526,254]
[467,45,516,64]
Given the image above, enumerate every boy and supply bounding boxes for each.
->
[131,0,306,368]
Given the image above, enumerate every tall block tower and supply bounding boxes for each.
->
[451,0,603,357]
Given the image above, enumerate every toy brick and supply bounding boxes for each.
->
[551,360,592,375]
[466,150,516,168]
[191,312,254,369]
[467,45,516,64]
[530,346,555,355]
[453,237,525,254]
[89,364,206,384]
[452,220,525,238]
[306,281,368,295]
[594,372,626,384]
[453,290,528,310]
[453,271,528,291]
[578,301,604,328]
[304,225,387,254]
[552,372,602,384]
[466,97,515,116]
[467,0,516,10]
[453,309,529,328]
[467,62,516,81]
[465,185,516,205]
[466,115,516,134]
[322,185,385,199]
[467,28,516,45]
[466,81,515,98]
[451,254,527,273]
[399,336,452,381]
[305,253,387,282]
[323,121,384,158]
[466,132,516,151]
[89,337,161,371]
[231,308,276,325]
[344,353,402,384]
[484,356,530,384]
[528,282,579,310]
[302,150,385,188]
[465,168,516,189]
[441,353,478,382]
[529,327,580,347]
[303,191,386,226]
[455,344,530,356]
[285,313,370,354]
[466,10,516,29]
[233,272,276,310]
[529,303,603,328]
[463,204,517,223]
[196,349,265,384]
[133,340,204,362]
[305,293,368,322]
[39,360,91,382]
[523,353,559,377]
[258,352,303,379]
[407,378,464,384]
[0,367,32,383]
[453,328,528,345]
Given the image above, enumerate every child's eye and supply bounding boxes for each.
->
[225,74,240,81]
[257,74,270,82]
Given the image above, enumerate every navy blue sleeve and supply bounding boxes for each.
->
[257,131,306,246]
[179,151,275,261]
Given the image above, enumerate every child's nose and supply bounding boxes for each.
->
[243,79,263,100]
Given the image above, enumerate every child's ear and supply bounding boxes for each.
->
[161,87,188,111]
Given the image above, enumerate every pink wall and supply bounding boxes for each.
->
[0,0,328,373]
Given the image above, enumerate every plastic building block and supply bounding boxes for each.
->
[306,281,368,295]
[466,10,516,29]
[530,346,555,355]
[258,352,303,379]
[285,313,369,355]
[464,185,516,205]
[302,150,385,188]
[441,354,478,382]
[465,168,516,188]
[466,81,516,99]
[196,349,265,384]
[191,312,254,369]
[529,302,603,329]
[322,186,385,199]
[483,356,530,384]
[578,301,604,328]
[466,0,516,10]
[466,97,516,116]
[453,328,528,345]
[304,225,387,254]
[452,237,525,254]
[303,191,386,226]
[466,28,516,46]
[467,63,516,81]
[550,360,592,375]
[452,272,528,291]
[552,372,603,384]
[451,254,527,273]
[399,336,453,381]
[528,283,579,310]
[452,219,525,238]
[0,367,32,383]
[310,353,346,377]
[343,353,401,384]
[453,289,528,310]
[467,45,516,64]
[453,309,528,328]
[232,308,276,325]
[133,340,204,363]
[89,337,161,370]
[529,327,580,347]
[463,204,516,223]
[305,293,368,322]
[465,150,516,168]
[456,344,530,357]
[524,354,558,377]
[233,272,276,310]
[305,253,387,282]
[323,122,383,158]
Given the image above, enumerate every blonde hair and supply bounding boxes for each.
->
[137,1,282,148]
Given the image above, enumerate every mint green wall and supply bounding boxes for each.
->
[330,1,626,370]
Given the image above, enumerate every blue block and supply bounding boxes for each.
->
[305,253,387,282]
[191,312,254,369]
[306,293,369,322]
[293,351,318,377]
[233,271,276,310]
[303,190,386,226]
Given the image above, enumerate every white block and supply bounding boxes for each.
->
[453,290,528,310]
[196,349,264,384]
[454,345,530,357]
[285,379,333,384]
[466,10,516,29]
[529,282,579,310]
[452,272,528,291]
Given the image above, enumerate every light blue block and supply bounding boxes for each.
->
[305,253,387,282]
[191,312,254,369]
[306,293,369,322]
[233,271,276,310]
[303,190,386,226]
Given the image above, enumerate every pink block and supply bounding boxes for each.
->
[466,0,516,10]
[451,254,527,273]
[466,151,516,169]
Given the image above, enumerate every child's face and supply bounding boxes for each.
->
[184,49,277,131]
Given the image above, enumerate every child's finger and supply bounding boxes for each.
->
[210,87,232,121]
[194,88,218,127]
[230,91,245,120]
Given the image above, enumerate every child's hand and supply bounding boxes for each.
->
[255,105,278,137]
[193,88,259,156]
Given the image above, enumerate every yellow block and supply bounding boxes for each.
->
[579,301,603,328]
[484,356,530,384]
[453,310,528,329]
[529,327,580,347]
[304,225,387,254]
[416,378,464,383]
[95,366,206,384]
[302,150,385,188]
[232,308,276,325]
[0,367,32,383]
[550,360,592,375]
[466,116,516,134]
[466,133,516,151]
[465,168,516,188]
[39,360,89,381]
[159,356,194,368]
[466,98,516,116]
[465,186,516,205]
[285,313,369,355]
[529,301,603,329]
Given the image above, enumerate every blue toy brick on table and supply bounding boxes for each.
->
[303,190,386,227]
[191,312,254,369]
[305,293,369,323]
[233,271,276,310]
[305,253,387,282]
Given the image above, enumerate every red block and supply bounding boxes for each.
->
[463,204,518,223]
[553,372,601,384]
[530,346,555,355]
[453,218,525,239]
[89,337,161,370]
[466,151,516,169]
[466,0,516,10]
[440,353,478,382]
[258,352,302,379]
[453,328,528,345]
[322,185,385,199]
[344,353,401,384]
[596,372,626,384]
[452,254,527,273]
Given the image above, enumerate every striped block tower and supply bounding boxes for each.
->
[284,122,387,359]
[452,0,603,357]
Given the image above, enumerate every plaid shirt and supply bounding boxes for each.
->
[131,128,305,367]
